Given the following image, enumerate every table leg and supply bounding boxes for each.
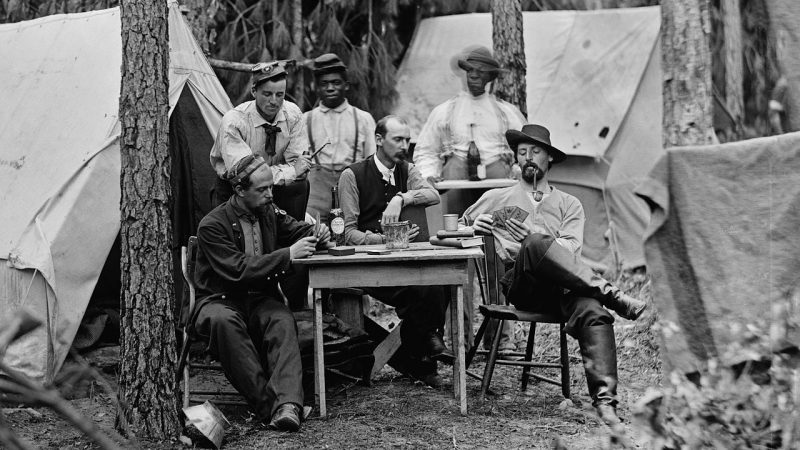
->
[449,285,467,415]
[313,289,327,418]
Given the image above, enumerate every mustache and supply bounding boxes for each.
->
[523,162,541,172]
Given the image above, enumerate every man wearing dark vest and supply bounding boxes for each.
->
[337,115,451,385]
[304,53,376,223]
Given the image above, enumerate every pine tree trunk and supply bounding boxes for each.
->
[765,0,800,132]
[117,0,179,439]
[721,0,743,139]
[291,0,304,107]
[491,0,527,117]
[661,0,715,147]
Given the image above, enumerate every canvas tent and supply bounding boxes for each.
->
[0,1,233,382]
[394,7,663,269]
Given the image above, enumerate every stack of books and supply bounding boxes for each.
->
[429,230,483,248]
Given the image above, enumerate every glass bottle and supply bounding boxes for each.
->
[329,186,346,247]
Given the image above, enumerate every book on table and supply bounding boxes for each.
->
[428,236,483,248]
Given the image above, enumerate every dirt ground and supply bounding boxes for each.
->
[3,275,660,449]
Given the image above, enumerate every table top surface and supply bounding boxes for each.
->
[292,242,483,265]
[434,179,516,190]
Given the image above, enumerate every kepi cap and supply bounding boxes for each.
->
[313,53,347,75]
[505,124,567,164]
[251,61,288,86]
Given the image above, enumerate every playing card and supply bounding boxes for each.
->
[511,206,529,223]
[492,209,507,229]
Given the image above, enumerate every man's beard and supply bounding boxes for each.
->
[521,162,545,183]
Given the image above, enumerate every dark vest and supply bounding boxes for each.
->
[349,154,409,233]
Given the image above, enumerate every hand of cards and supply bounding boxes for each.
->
[491,206,529,229]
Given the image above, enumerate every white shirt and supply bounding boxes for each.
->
[414,92,526,179]
[373,154,395,185]
[210,100,308,185]
[303,100,376,170]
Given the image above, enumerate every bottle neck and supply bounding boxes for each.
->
[331,188,340,209]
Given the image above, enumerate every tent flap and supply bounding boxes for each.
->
[0,2,232,381]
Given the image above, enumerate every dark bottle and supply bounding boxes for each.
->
[329,186,346,247]
[467,140,483,181]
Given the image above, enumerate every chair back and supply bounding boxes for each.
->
[181,236,199,313]
[479,234,507,306]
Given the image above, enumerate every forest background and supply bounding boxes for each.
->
[0,0,786,142]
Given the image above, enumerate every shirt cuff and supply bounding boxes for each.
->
[398,192,411,207]
[366,232,384,245]
[273,166,298,186]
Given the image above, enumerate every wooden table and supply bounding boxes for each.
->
[292,242,484,417]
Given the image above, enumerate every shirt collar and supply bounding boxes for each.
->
[248,101,286,128]
[231,195,259,222]
[319,99,350,114]
[373,154,395,177]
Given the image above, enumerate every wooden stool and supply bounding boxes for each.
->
[467,304,570,400]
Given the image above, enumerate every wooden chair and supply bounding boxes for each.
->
[466,235,570,400]
[176,236,245,409]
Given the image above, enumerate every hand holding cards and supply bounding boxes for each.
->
[491,206,529,230]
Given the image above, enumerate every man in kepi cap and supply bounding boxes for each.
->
[210,60,313,221]
[304,53,376,223]
[193,155,333,432]
[413,45,526,354]
[461,124,647,429]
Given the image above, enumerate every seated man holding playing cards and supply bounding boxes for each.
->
[193,155,333,432]
[460,124,647,428]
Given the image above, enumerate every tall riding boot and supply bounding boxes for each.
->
[578,324,621,427]
[531,238,646,320]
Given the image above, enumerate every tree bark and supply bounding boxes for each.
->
[661,0,715,147]
[291,0,304,108]
[765,0,800,132]
[118,0,180,439]
[721,0,744,139]
[491,0,527,117]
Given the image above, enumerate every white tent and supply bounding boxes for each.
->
[0,1,233,382]
[394,7,663,269]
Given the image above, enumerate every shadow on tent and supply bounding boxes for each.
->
[74,87,218,350]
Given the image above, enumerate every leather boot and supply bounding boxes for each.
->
[534,241,646,320]
[578,324,621,428]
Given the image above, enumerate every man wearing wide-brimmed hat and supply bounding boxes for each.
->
[304,53,376,223]
[210,61,313,220]
[461,124,647,429]
[414,45,526,354]
[414,46,526,186]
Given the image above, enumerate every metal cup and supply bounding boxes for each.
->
[443,214,459,231]
[183,401,231,449]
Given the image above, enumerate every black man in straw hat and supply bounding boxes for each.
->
[461,124,647,428]
[414,45,526,354]
[414,45,526,189]
[210,61,313,221]
[304,53,376,223]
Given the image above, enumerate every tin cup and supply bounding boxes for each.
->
[384,221,410,249]
[443,214,459,231]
